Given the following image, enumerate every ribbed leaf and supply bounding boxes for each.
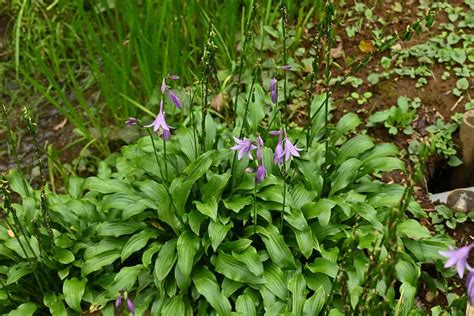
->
[208,219,233,251]
[307,258,339,278]
[263,263,288,300]
[354,203,383,231]
[96,221,145,237]
[154,239,177,281]
[195,197,218,221]
[193,268,232,315]
[336,135,374,165]
[329,158,362,196]
[288,274,306,315]
[236,293,257,316]
[63,278,86,312]
[177,231,200,283]
[121,229,158,262]
[232,246,264,277]
[257,225,295,269]
[213,252,264,284]
[303,287,325,316]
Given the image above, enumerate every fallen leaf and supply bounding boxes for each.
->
[330,43,345,59]
[53,118,67,131]
[358,40,374,53]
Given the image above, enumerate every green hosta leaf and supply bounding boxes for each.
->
[44,294,67,316]
[201,172,231,201]
[83,177,134,195]
[209,219,233,251]
[264,263,288,300]
[302,199,337,221]
[289,184,318,209]
[220,239,253,253]
[294,227,317,259]
[6,262,32,285]
[329,158,362,196]
[332,113,361,142]
[53,247,75,264]
[171,150,215,215]
[68,176,84,198]
[121,229,158,262]
[307,258,339,278]
[213,252,265,284]
[362,157,404,174]
[396,259,419,286]
[303,287,325,316]
[257,225,296,269]
[236,293,257,316]
[232,246,264,277]
[63,278,86,312]
[107,265,144,297]
[193,268,232,315]
[336,135,374,165]
[177,230,200,284]
[8,169,33,198]
[82,250,115,275]
[188,210,206,235]
[360,143,399,162]
[259,185,284,204]
[142,243,161,268]
[396,283,416,315]
[397,219,432,240]
[205,113,217,151]
[8,303,38,316]
[154,239,177,281]
[288,273,306,315]
[195,197,218,221]
[162,296,186,315]
[247,84,266,133]
[96,221,145,237]
[177,128,198,161]
[223,195,253,213]
[354,203,383,231]
[285,207,309,231]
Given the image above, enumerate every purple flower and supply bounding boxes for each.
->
[115,295,122,308]
[256,136,264,162]
[440,244,474,278]
[125,117,138,126]
[269,130,282,137]
[274,138,284,165]
[231,137,257,160]
[270,78,278,104]
[256,164,267,183]
[168,74,180,80]
[168,90,182,109]
[127,298,135,315]
[467,271,474,305]
[161,78,166,94]
[145,100,171,140]
[278,65,292,70]
[283,137,302,161]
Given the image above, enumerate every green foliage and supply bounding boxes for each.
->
[368,96,420,135]
[0,108,451,314]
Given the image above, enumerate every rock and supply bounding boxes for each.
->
[447,189,474,212]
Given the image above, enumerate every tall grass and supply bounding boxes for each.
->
[14,0,318,155]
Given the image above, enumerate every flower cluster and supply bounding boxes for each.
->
[231,130,302,183]
[269,129,301,164]
[440,243,474,304]
[115,289,135,315]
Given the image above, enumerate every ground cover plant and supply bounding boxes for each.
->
[1,0,473,315]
